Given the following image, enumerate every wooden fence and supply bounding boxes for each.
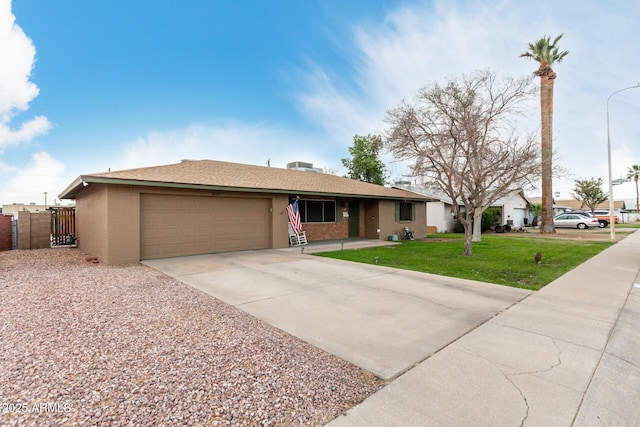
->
[50,207,77,247]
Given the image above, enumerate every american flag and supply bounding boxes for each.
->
[287,199,302,233]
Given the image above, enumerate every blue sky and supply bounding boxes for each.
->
[1,0,639,206]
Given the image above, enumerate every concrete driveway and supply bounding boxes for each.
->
[143,247,530,380]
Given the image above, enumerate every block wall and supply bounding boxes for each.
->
[17,211,51,249]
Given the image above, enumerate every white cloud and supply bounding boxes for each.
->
[295,65,377,143]
[293,0,640,198]
[0,0,51,149]
[295,1,539,142]
[0,151,68,204]
[0,115,51,147]
[116,122,342,173]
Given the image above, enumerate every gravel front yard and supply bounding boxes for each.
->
[0,249,383,426]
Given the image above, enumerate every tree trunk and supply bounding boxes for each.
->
[538,63,556,234]
[464,227,473,256]
[472,210,482,242]
[463,214,473,256]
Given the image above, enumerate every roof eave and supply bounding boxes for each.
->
[58,176,86,200]
[60,176,430,201]
[391,185,441,202]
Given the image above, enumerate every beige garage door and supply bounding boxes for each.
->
[140,194,271,259]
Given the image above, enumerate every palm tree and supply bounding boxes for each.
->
[521,34,569,234]
[627,164,640,214]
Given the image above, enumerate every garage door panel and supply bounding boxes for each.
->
[141,194,270,259]
[511,208,526,227]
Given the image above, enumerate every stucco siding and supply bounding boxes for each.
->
[76,184,108,262]
[107,185,141,264]
[74,184,295,264]
[72,182,427,264]
[378,200,426,240]
[427,201,456,233]
[271,195,289,249]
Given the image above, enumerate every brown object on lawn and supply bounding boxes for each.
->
[535,252,542,264]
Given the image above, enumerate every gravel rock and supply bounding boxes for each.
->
[0,249,383,426]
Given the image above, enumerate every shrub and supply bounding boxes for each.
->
[453,207,503,233]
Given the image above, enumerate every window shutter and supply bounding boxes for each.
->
[395,202,400,222]
[336,202,342,223]
[411,203,416,221]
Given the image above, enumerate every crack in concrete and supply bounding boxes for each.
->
[456,336,563,427]
[503,372,530,427]
[354,281,472,312]
[493,321,604,351]
[502,338,563,425]
[513,338,563,377]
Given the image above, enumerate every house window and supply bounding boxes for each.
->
[299,200,336,223]
[397,202,414,221]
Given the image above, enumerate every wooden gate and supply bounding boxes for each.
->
[50,207,77,247]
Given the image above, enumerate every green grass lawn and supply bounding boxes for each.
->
[616,223,640,228]
[315,235,613,290]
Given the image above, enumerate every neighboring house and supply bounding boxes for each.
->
[492,190,531,227]
[1,202,76,218]
[623,199,638,212]
[394,184,531,231]
[59,159,429,265]
[559,199,625,212]
[2,203,47,217]
[528,197,574,217]
[543,199,626,215]
[426,197,457,233]
[622,199,640,223]
[392,184,453,233]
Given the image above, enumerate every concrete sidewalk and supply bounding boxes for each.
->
[328,231,640,426]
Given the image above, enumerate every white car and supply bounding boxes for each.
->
[553,213,600,229]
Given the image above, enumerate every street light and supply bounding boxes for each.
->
[606,83,640,242]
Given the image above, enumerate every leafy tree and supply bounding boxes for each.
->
[627,164,640,213]
[521,34,569,234]
[341,134,387,185]
[572,177,608,212]
[453,207,506,234]
[385,69,540,256]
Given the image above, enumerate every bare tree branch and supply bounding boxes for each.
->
[384,69,540,255]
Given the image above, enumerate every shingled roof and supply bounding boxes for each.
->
[528,197,626,210]
[59,159,430,201]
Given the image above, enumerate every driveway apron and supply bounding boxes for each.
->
[143,249,530,380]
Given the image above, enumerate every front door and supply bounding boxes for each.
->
[348,202,360,238]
